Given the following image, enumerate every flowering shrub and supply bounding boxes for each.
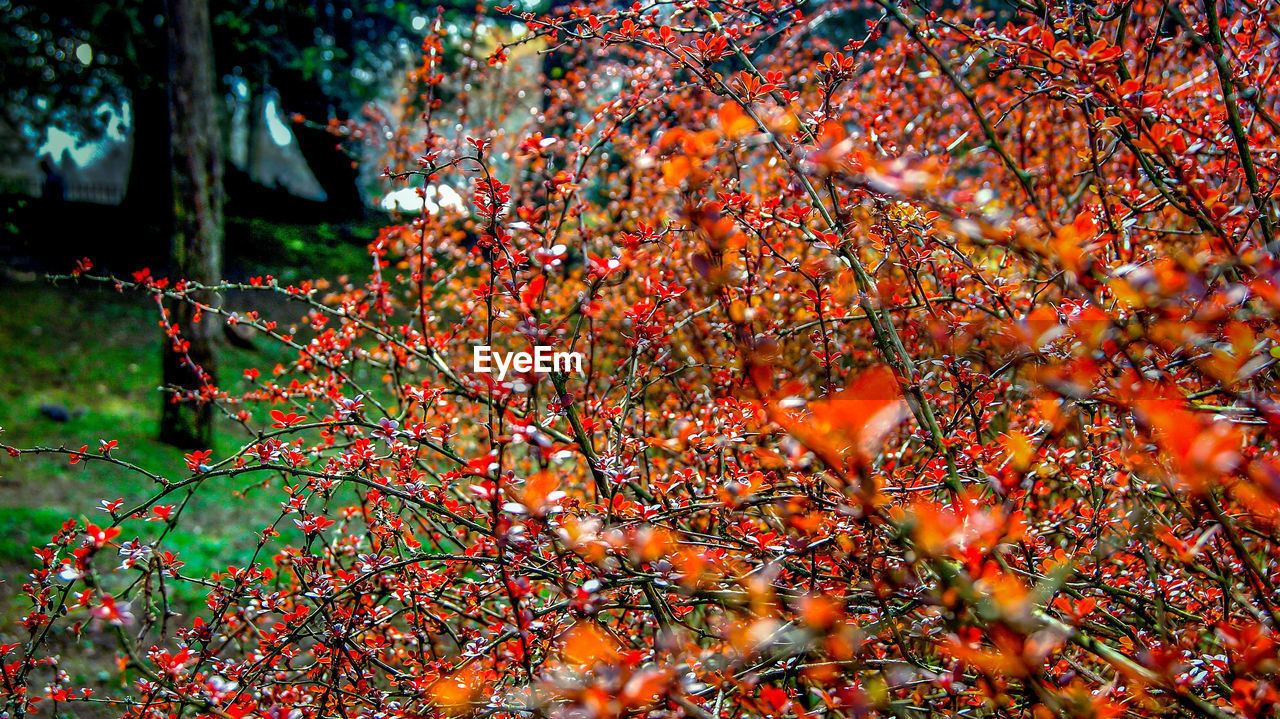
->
[6,0,1280,717]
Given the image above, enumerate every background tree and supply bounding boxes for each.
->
[158,0,222,448]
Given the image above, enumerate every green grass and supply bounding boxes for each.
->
[227,216,386,283]
[0,507,68,565]
[0,283,279,601]
[0,277,335,712]
[0,213,384,717]
[0,217,377,613]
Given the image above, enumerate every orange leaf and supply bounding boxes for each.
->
[717,102,756,139]
[429,666,481,715]
[562,621,618,667]
[662,156,693,187]
[521,470,561,513]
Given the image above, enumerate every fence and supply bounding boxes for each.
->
[1,176,126,205]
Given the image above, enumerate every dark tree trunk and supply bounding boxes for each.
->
[160,0,223,449]
[120,0,174,269]
[122,81,173,265]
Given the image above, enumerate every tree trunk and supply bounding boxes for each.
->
[122,81,173,265]
[160,0,223,449]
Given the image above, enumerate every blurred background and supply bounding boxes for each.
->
[0,0,559,271]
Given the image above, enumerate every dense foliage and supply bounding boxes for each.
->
[5,0,1280,716]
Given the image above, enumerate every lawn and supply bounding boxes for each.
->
[0,216,379,624]
[0,215,417,715]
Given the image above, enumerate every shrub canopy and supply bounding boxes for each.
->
[7,0,1280,717]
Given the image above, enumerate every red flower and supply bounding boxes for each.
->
[84,524,120,548]
[270,409,306,428]
[68,445,88,465]
[184,449,212,473]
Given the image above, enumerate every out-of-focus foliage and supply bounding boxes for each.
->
[0,0,489,139]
